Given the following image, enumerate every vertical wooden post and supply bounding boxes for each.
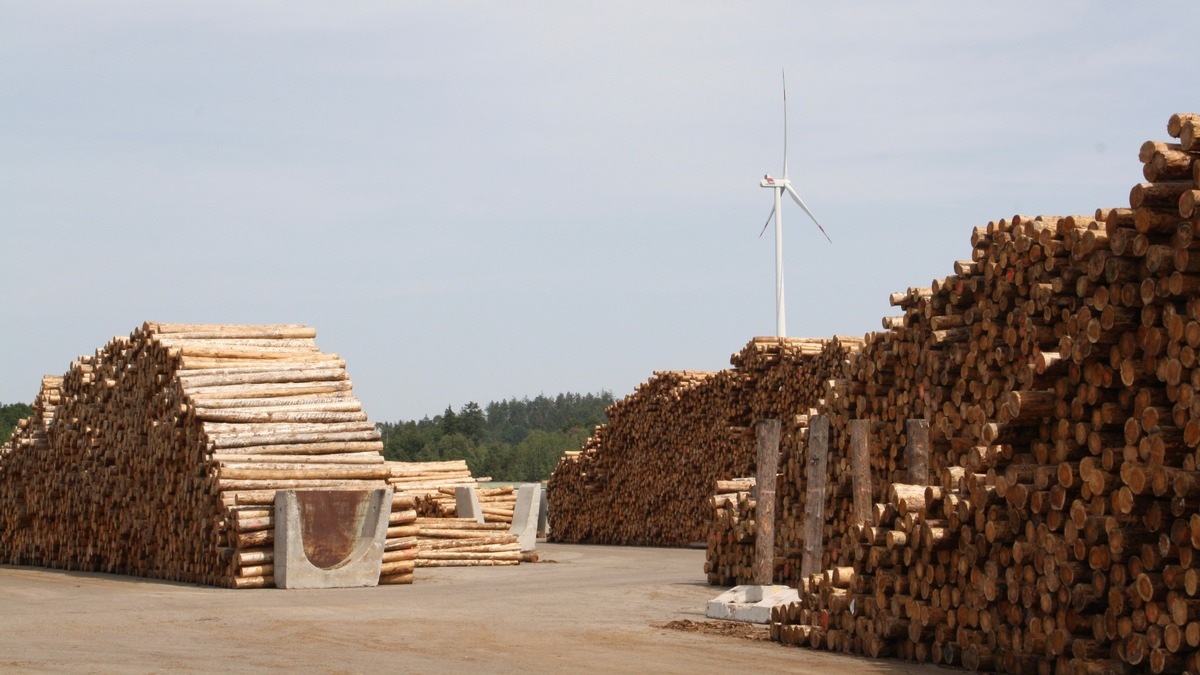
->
[753,418,780,586]
[800,414,829,579]
[906,418,930,486]
[850,419,873,529]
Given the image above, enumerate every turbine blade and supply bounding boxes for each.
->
[758,205,776,238]
[786,184,832,244]
[782,68,788,179]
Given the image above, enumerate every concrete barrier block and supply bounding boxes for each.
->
[508,483,541,552]
[274,487,391,589]
[454,486,483,523]
[537,488,549,537]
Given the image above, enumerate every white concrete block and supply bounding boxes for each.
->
[705,584,799,624]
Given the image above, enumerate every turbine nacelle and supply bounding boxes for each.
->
[760,175,788,188]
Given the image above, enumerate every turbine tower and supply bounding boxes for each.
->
[759,69,832,338]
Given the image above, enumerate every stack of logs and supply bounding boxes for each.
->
[708,112,1200,673]
[414,517,523,567]
[385,460,523,566]
[382,493,418,584]
[0,322,404,588]
[0,326,528,587]
[416,484,518,524]
[548,369,747,545]
[385,459,477,496]
[705,478,756,585]
[548,337,857,547]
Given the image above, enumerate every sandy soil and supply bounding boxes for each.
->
[0,543,946,674]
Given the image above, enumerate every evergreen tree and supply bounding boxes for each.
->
[378,391,612,481]
[0,402,33,445]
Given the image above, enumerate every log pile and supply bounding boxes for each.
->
[385,459,500,520]
[771,337,865,584]
[704,478,756,585]
[3,376,62,459]
[742,113,1200,673]
[381,493,418,584]
[385,459,477,497]
[382,460,525,568]
[768,479,964,661]
[416,484,518,524]
[0,322,395,588]
[414,517,522,567]
[701,337,861,581]
[548,368,758,546]
[548,336,864,547]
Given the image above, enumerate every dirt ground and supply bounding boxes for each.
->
[0,543,946,674]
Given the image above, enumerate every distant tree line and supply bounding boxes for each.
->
[0,402,33,446]
[377,392,614,482]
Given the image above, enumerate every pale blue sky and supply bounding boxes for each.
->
[2,2,1197,420]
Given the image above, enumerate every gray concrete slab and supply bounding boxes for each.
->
[705,584,799,624]
[454,485,483,522]
[509,483,541,551]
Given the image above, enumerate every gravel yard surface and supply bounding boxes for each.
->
[0,543,945,674]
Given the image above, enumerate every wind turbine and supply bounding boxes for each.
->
[759,69,832,338]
